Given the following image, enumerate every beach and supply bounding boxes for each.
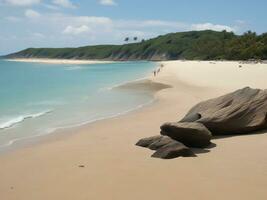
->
[1,60,267,200]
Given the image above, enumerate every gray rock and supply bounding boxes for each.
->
[160,122,212,148]
[136,135,177,150]
[136,135,163,148]
[152,141,194,159]
[136,135,195,159]
[180,87,267,135]
[148,136,176,150]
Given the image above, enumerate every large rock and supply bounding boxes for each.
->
[180,87,267,135]
[136,135,194,159]
[160,122,212,148]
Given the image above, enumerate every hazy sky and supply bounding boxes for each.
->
[0,0,266,55]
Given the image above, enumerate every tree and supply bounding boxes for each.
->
[133,37,138,41]
[124,37,129,42]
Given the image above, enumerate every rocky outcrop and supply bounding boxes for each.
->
[160,122,212,148]
[180,87,267,135]
[136,135,194,159]
[136,87,267,159]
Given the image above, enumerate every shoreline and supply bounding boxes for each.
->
[5,58,267,65]
[4,58,115,65]
[0,62,161,153]
[0,97,158,155]
[1,60,267,200]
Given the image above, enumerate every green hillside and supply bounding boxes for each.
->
[4,30,267,61]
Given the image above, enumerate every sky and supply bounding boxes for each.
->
[0,0,266,55]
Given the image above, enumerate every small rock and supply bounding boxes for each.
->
[136,135,195,159]
[148,136,175,150]
[136,135,163,148]
[151,141,194,159]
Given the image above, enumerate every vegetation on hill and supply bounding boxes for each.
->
[4,30,267,61]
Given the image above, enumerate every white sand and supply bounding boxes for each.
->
[0,60,267,200]
[161,60,267,90]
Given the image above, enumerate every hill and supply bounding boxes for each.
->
[4,30,267,61]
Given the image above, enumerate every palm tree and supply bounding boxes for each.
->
[124,37,129,43]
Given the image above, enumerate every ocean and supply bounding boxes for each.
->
[0,60,156,149]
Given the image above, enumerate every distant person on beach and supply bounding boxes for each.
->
[153,71,156,76]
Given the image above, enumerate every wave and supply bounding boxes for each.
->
[28,100,66,106]
[0,110,52,130]
[0,99,156,149]
[65,66,87,71]
[55,98,156,130]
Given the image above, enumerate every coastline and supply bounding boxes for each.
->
[0,61,158,152]
[4,58,114,65]
[1,61,267,200]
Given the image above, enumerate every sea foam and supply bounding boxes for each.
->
[0,110,52,130]
[65,66,87,71]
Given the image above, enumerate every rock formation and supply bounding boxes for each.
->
[136,87,267,159]
[181,87,267,135]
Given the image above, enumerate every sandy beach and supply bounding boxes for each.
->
[1,60,267,200]
[5,58,114,65]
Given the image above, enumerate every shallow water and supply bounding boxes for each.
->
[0,60,156,149]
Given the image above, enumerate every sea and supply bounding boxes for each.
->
[0,60,156,150]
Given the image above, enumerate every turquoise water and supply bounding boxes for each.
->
[0,60,156,149]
